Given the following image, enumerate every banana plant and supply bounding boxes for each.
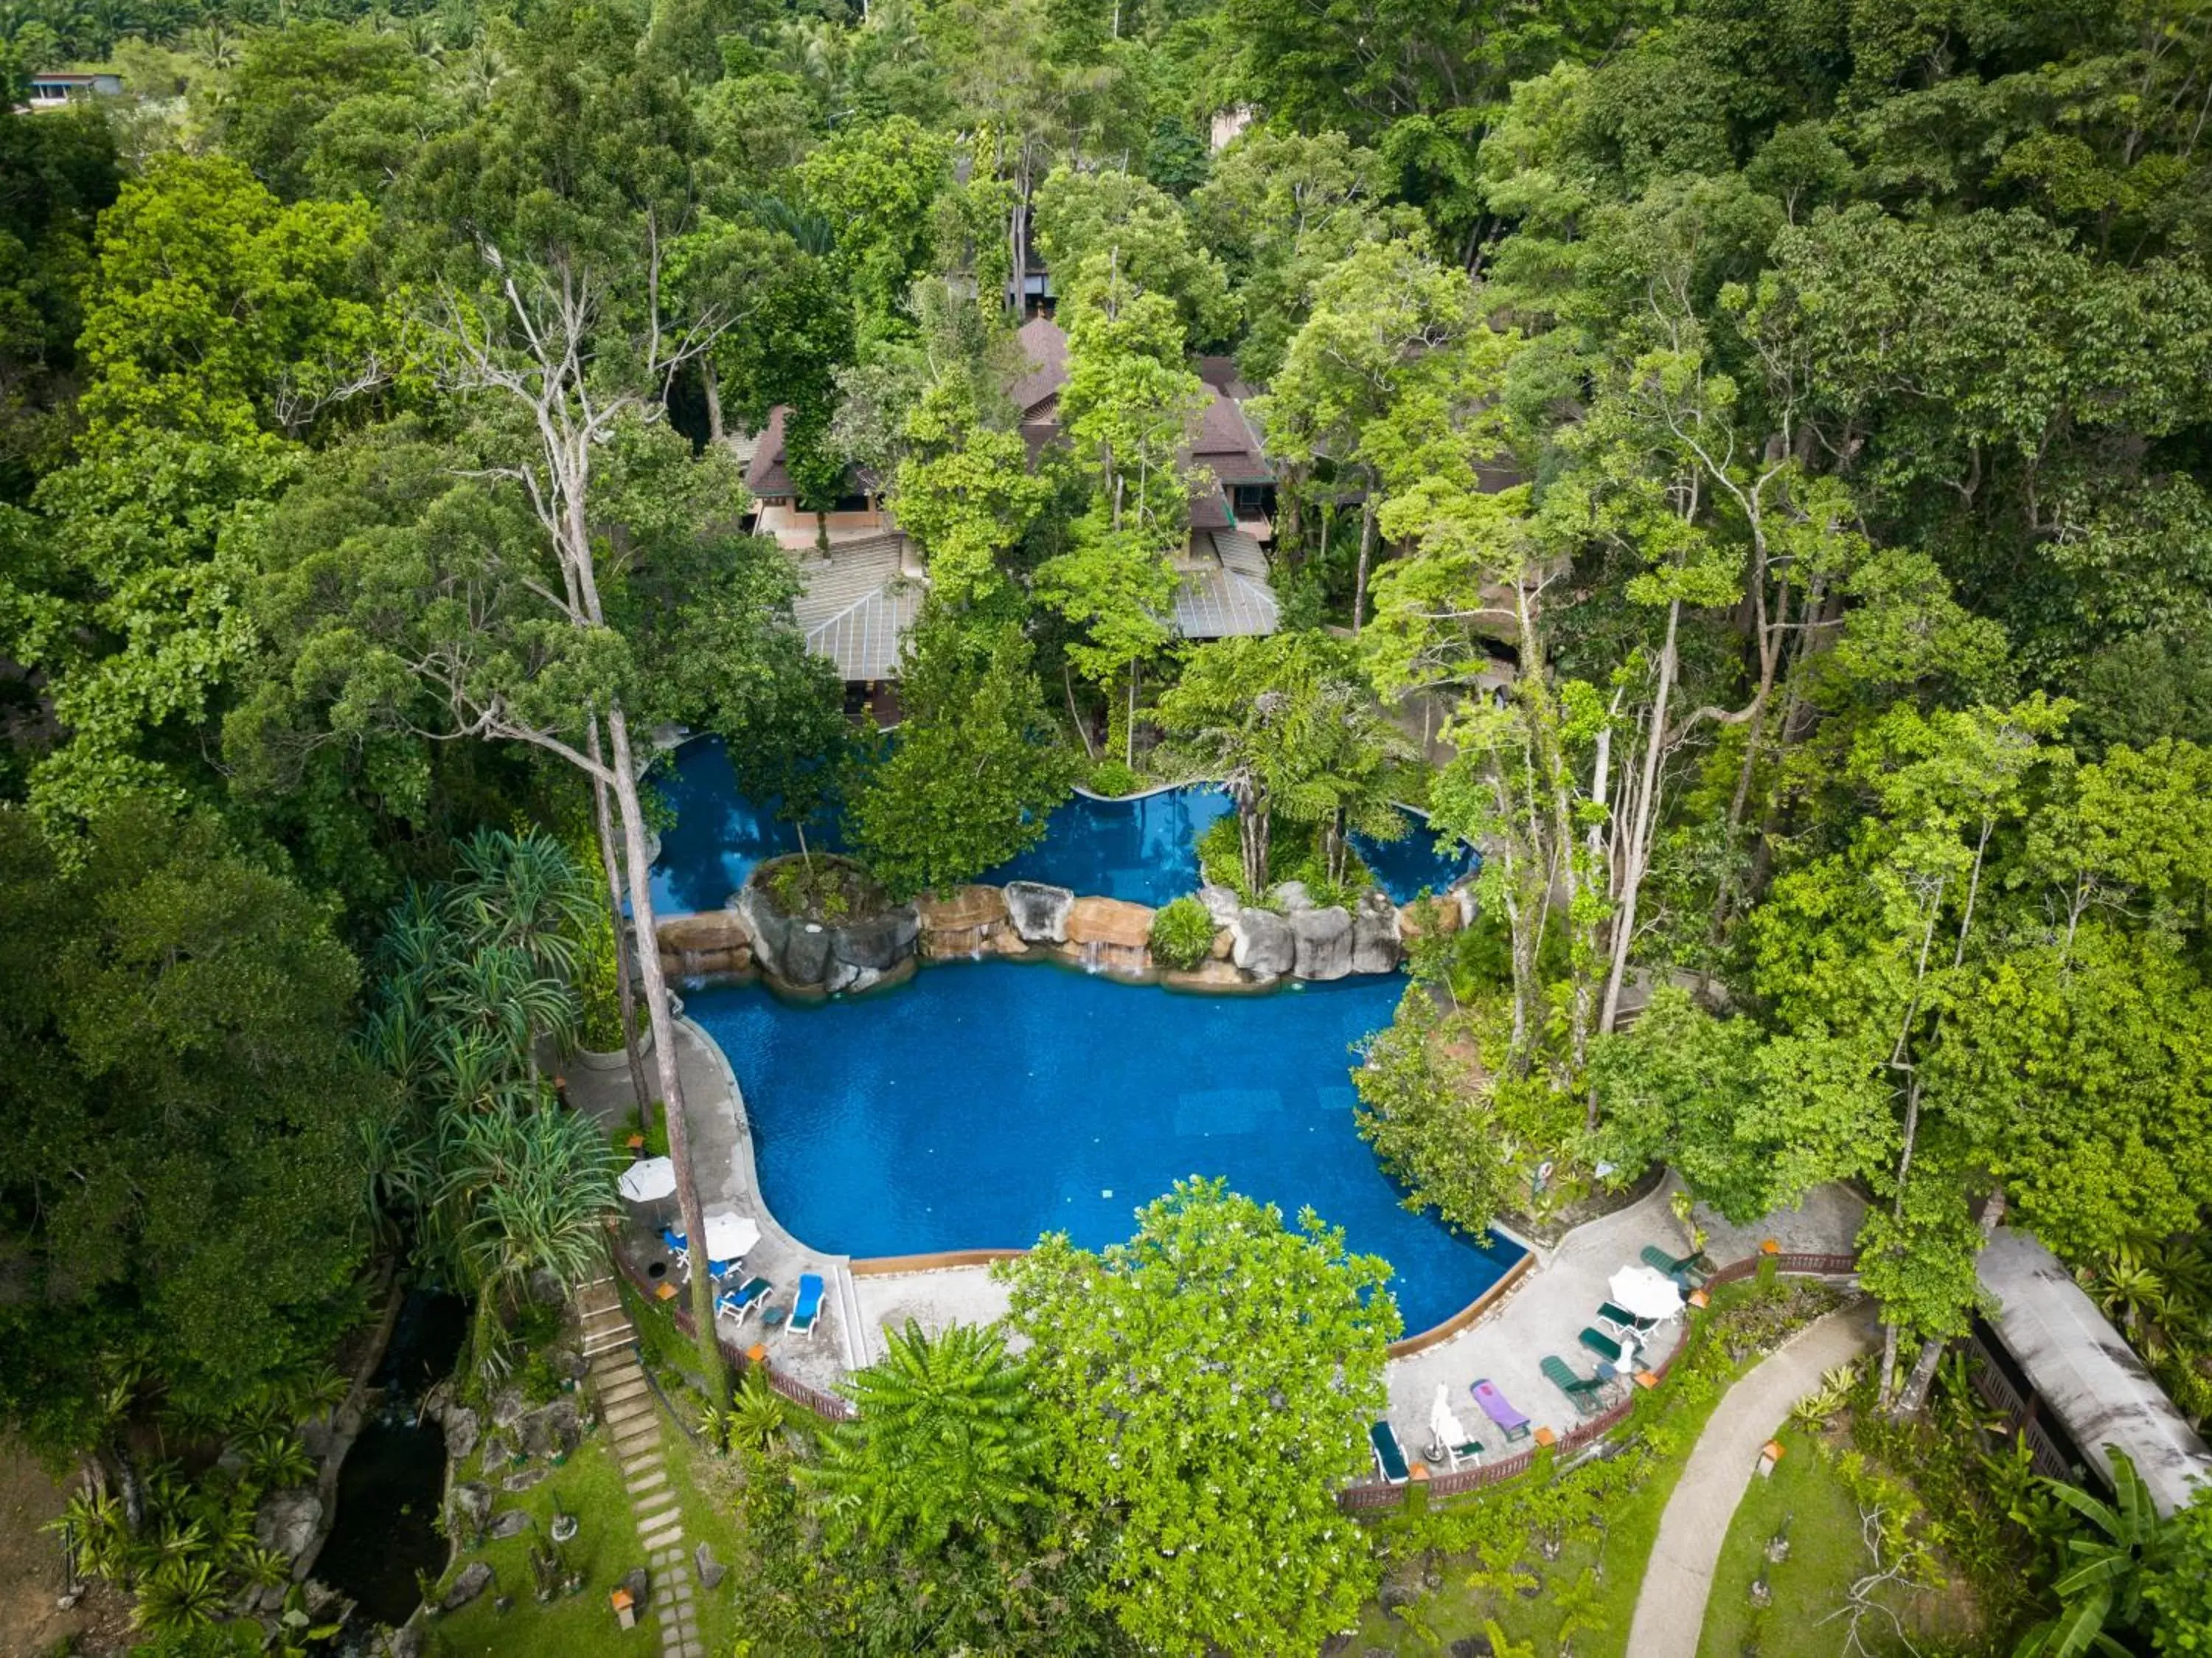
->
[2011,1447,2164,1658]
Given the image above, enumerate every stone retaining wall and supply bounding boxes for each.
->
[657,874,1472,997]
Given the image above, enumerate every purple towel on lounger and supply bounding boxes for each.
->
[1470,1378,1531,1433]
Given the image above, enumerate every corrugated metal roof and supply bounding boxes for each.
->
[790,537,922,681]
[1172,533,1280,639]
[1980,1227,2212,1516]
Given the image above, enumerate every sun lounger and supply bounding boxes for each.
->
[1598,1299,1660,1332]
[1469,1378,1532,1441]
[1445,1435,1484,1471]
[1579,1326,1628,1365]
[1541,1355,1607,1418]
[1369,1420,1411,1485]
[659,1226,689,1276]
[787,1272,825,1338]
[714,1275,771,1323]
[1641,1244,1708,1286]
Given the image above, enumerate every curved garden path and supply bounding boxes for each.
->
[1626,1302,1879,1658]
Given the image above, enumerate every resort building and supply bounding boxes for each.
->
[745,311,1287,692]
[19,71,124,111]
[1972,1226,2212,1516]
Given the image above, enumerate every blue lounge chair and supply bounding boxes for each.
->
[659,1226,689,1276]
[787,1272,825,1339]
[714,1276,771,1324]
[1369,1421,1411,1485]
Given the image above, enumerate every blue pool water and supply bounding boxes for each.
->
[650,737,1472,914]
[689,965,1525,1334]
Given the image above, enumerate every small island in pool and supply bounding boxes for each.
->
[688,963,1525,1336]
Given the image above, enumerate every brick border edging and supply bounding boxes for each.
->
[1337,1252,1861,1511]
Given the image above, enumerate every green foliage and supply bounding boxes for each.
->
[999,1178,1397,1657]
[1087,757,1143,797]
[1147,895,1214,970]
[804,1319,1044,1553]
[847,606,1075,900]
[0,798,384,1449]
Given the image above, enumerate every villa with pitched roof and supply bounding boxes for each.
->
[744,311,1285,689]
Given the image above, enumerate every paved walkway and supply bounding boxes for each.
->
[577,1272,704,1658]
[1626,1302,1879,1658]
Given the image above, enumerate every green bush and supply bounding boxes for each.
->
[573,905,640,1052]
[1150,895,1217,969]
[1090,757,1144,797]
[1197,814,1249,897]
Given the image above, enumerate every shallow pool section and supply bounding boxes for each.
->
[650,737,1473,915]
[690,963,1523,1335]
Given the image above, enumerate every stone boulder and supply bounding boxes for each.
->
[824,960,883,996]
[490,1387,527,1428]
[441,1561,493,1612]
[1065,896,1153,949]
[736,887,793,976]
[1351,891,1402,974]
[1270,880,1315,912]
[501,1466,549,1493]
[449,1482,493,1538]
[1208,926,1234,961]
[487,1510,530,1541]
[694,1542,726,1591]
[656,911,753,979]
[1197,884,1243,928]
[1163,960,1252,992]
[1292,906,1354,980]
[1002,881,1076,943]
[518,1398,580,1459]
[1397,892,1464,942]
[1230,908,1293,979]
[914,885,1009,957]
[253,1488,322,1559]
[780,921,833,988]
[830,906,919,971]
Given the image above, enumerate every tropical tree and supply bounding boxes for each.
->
[999,1178,1396,1657]
[804,1319,1045,1553]
[2014,1448,2166,1658]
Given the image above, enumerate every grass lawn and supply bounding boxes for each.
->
[428,1435,646,1657]
[1353,1280,1848,1657]
[1698,1423,1982,1658]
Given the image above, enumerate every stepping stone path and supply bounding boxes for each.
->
[577,1274,705,1658]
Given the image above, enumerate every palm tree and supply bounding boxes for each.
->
[2013,1446,2163,1658]
[431,943,579,1072]
[802,1320,1045,1553]
[437,1102,619,1379]
[448,828,599,982]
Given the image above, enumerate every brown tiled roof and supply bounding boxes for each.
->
[743,404,793,499]
[1189,386,1272,485]
[1008,314,1069,418]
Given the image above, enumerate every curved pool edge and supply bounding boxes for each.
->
[679,1005,1535,1362]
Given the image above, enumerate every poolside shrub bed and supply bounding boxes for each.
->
[1148,895,1216,968]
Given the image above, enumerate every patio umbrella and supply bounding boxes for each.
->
[700,1210,762,1261]
[618,1156,677,1203]
[1610,1263,1687,1322]
[1428,1382,1472,1458]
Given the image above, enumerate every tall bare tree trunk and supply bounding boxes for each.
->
[604,704,727,1400]
[1351,493,1377,637]
[702,358,723,446]
[587,719,651,1117]
[1599,600,1682,1032]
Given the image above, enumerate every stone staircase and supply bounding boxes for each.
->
[576,1274,703,1658]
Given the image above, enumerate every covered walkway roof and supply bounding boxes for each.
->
[1978,1227,2212,1516]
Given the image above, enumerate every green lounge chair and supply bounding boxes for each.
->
[1369,1420,1411,1485]
[1541,1355,1606,1417]
[1641,1244,1708,1285]
[1579,1325,1628,1366]
[1444,1435,1484,1471]
[1598,1299,1660,1333]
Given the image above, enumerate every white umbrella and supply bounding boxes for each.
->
[1428,1382,1472,1458]
[700,1210,761,1261]
[618,1156,677,1203]
[1610,1263,1687,1322]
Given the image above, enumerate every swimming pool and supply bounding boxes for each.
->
[649,737,1474,915]
[689,963,1525,1334]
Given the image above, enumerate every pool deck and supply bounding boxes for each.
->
[571,1006,1868,1446]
